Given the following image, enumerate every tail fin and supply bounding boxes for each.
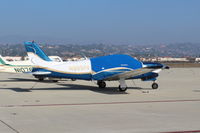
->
[24,41,52,61]
[0,55,8,65]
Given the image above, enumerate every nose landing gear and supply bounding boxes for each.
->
[152,82,158,89]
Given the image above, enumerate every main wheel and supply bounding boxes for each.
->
[118,85,127,92]
[152,83,158,89]
[97,81,106,88]
[38,77,44,81]
[52,80,58,82]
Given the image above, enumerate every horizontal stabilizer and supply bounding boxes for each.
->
[31,71,52,75]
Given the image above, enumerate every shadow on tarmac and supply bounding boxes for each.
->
[0,78,152,95]
[0,78,53,82]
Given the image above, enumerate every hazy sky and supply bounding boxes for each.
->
[0,0,200,44]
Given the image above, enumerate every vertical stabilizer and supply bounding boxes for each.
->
[0,55,8,65]
[24,41,52,61]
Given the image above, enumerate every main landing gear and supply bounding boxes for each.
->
[118,79,127,92]
[36,76,60,82]
[34,75,45,81]
[97,80,106,88]
[118,85,127,92]
[38,77,44,81]
[97,79,128,92]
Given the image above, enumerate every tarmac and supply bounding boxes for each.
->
[0,68,200,133]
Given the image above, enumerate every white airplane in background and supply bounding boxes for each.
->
[0,55,33,73]
[25,41,169,92]
[0,55,63,81]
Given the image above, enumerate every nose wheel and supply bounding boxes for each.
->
[152,82,158,89]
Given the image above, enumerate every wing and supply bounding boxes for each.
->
[104,68,156,81]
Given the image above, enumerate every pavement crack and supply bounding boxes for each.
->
[0,119,20,133]
[30,82,38,90]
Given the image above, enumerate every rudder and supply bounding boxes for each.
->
[24,41,52,61]
[0,55,7,65]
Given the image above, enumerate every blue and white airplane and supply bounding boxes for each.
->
[24,41,169,92]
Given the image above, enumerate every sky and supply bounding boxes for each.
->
[0,0,200,45]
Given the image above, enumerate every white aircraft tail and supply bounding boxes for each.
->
[0,55,9,65]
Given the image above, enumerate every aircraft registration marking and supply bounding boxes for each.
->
[14,67,32,73]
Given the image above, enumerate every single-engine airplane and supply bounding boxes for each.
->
[0,55,33,73]
[24,41,169,92]
[0,55,63,81]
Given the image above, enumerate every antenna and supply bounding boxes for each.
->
[81,53,88,60]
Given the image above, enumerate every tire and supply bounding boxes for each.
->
[52,80,58,82]
[38,77,44,81]
[152,83,158,89]
[98,81,106,88]
[118,85,127,92]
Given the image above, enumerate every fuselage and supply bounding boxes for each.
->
[32,54,157,81]
[0,60,33,73]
